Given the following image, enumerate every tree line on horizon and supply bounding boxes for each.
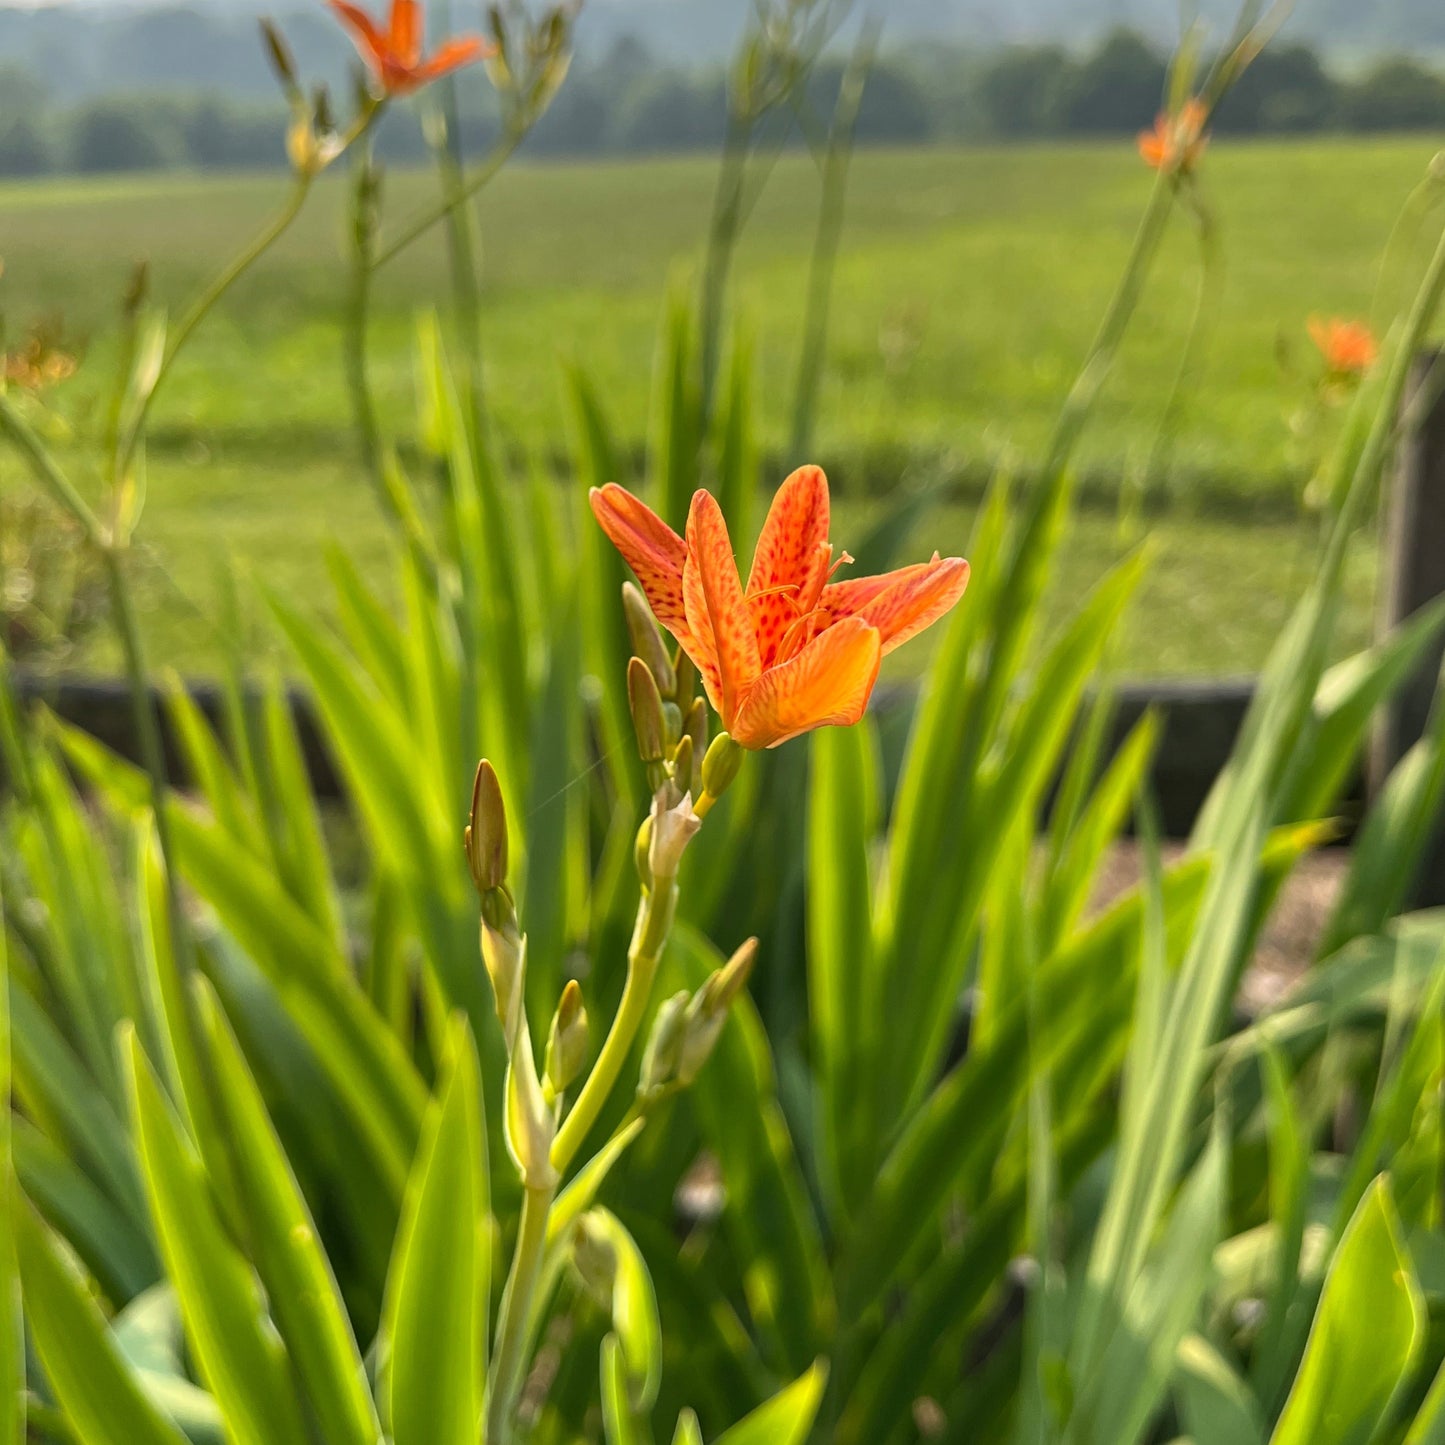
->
[0,24,1443,178]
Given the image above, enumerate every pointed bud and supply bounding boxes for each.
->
[672,649,698,708]
[259,18,301,102]
[466,759,508,894]
[671,734,694,798]
[638,991,690,1100]
[677,939,757,1086]
[701,733,744,801]
[628,657,668,765]
[545,980,588,1095]
[621,583,675,693]
[571,1211,618,1304]
[683,698,708,795]
[648,788,701,882]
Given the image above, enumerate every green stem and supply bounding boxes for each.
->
[789,23,876,461]
[344,143,390,518]
[117,175,312,479]
[550,877,678,1174]
[698,108,754,426]
[486,1183,554,1443]
[373,128,523,271]
[0,393,103,545]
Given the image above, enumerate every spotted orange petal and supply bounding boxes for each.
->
[589,485,690,640]
[831,555,970,655]
[746,466,833,667]
[731,617,883,749]
[328,0,386,64]
[686,490,761,729]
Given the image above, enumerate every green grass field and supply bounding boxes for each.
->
[0,138,1434,676]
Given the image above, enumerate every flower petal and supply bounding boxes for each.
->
[410,35,491,85]
[589,485,690,638]
[686,490,761,728]
[839,556,970,655]
[746,465,833,667]
[388,0,421,66]
[327,0,386,62]
[731,618,882,750]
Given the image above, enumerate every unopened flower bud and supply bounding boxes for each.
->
[701,733,744,801]
[673,650,698,708]
[671,734,694,797]
[628,657,669,765]
[466,759,509,894]
[571,1212,618,1304]
[683,699,707,794]
[638,991,690,1100]
[662,701,683,750]
[545,980,588,1095]
[677,938,757,1085]
[260,19,301,101]
[621,583,677,695]
[648,789,700,882]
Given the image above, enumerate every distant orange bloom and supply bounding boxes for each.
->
[327,0,492,96]
[1309,316,1378,377]
[2,328,77,392]
[591,467,970,750]
[1138,98,1209,174]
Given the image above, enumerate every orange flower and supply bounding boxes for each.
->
[327,0,492,96]
[1138,98,1209,174]
[591,467,970,750]
[1309,316,1378,377]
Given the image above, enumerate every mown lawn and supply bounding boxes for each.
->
[0,138,1431,675]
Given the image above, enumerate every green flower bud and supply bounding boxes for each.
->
[670,734,694,800]
[673,649,698,708]
[571,1212,618,1304]
[465,759,508,894]
[628,657,668,765]
[545,980,589,1095]
[677,938,757,1085]
[622,582,676,695]
[638,991,690,1101]
[701,733,744,801]
[683,699,708,796]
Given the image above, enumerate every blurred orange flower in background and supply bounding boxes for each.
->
[1309,315,1378,377]
[327,0,492,96]
[1138,98,1209,174]
[591,467,970,750]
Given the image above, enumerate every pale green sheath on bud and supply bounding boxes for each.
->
[648,788,701,883]
[505,1018,558,1191]
[622,582,677,697]
[545,979,589,1096]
